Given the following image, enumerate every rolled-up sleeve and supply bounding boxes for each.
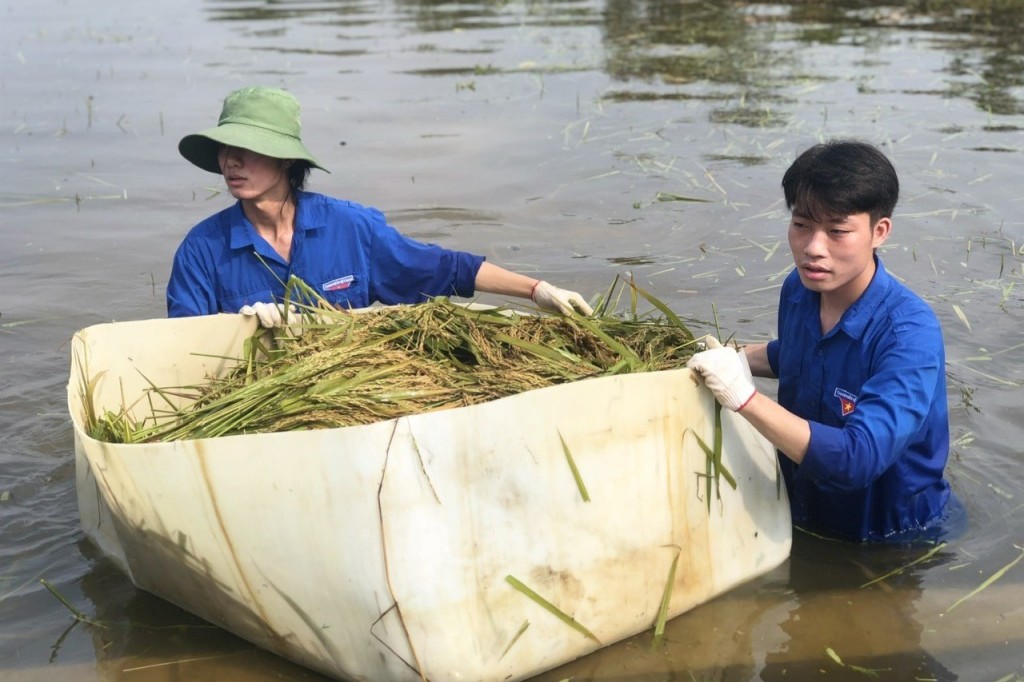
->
[798,311,944,491]
[367,212,485,304]
[167,238,219,317]
[766,338,781,377]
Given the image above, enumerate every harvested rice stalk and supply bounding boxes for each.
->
[93,276,700,443]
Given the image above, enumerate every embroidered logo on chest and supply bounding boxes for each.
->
[834,388,858,416]
[323,275,354,292]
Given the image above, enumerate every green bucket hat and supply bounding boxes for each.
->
[178,86,328,174]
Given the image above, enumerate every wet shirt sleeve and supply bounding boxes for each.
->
[167,227,221,317]
[766,339,781,377]
[365,215,484,305]
[290,194,485,308]
[796,306,946,492]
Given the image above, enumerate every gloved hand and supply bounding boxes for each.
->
[239,301,287,328]
[531,280,594,316]
[686,336,756,411]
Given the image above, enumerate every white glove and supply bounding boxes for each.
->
[531,280,594,316]
[239,301,286,328]
[686,335,756,411]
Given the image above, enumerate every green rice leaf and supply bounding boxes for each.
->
[946,546,1024,613]
[558,432,590,502]
[651,545,681,649]
[860,543,948,588]
[499,620,530,660]
[655,191,712,203]
[626,279,692,335]
[505,575,600,643]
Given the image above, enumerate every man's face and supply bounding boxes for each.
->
[787,210,891,306]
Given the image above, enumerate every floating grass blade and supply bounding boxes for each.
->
[946,545,1024,613]
[505,575,600,643]
[825,646,885,677]
[655,191,712,203]
[558,432,590,502]
[860,542,947,588]
[40,579,105,628]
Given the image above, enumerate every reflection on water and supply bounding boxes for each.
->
[2,0,1023,680]
[532,531,970,682]
[78,544,331,682]
[759,534,960,682]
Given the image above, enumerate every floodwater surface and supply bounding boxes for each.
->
[2,1,1023,681]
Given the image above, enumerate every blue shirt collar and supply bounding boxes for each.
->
[227,190,323,252]
[837,254,892,340]
[785,254,892,341]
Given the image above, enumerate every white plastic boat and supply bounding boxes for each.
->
[68,311,791,682]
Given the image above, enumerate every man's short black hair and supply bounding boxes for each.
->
[782,140,899,225]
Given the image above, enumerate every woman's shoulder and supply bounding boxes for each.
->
[298,190,386,225]
[180,202,241,244]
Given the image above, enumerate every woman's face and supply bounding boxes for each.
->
[217,145,291,202]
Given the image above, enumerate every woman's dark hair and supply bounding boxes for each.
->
[782,140,899,225]
[288,160,314,192]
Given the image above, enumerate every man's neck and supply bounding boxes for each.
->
[819,255,877,334]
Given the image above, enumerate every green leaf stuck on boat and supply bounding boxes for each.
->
[559,432,590,502]
[505,575,600,643]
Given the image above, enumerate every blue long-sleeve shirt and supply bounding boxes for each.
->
[167,190,485,317]
[766,257,952,542]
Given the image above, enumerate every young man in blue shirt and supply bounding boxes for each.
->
[687,140,956,543]
[168,86,592,324]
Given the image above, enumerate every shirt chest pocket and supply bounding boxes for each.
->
[317,274,369,309]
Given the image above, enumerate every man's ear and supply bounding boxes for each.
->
[872,216,892,248]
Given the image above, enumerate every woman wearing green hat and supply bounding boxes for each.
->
[168,86,592,326]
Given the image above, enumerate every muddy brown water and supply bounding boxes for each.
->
[2,1,1022,680]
